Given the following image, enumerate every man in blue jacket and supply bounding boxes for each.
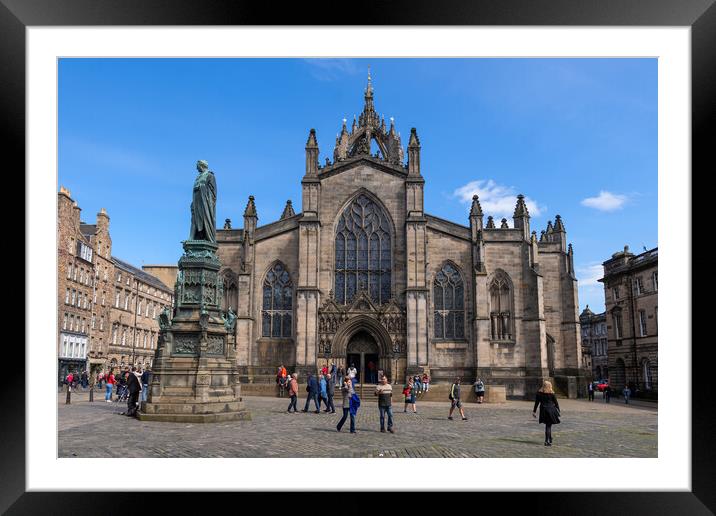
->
[302,372,321,413]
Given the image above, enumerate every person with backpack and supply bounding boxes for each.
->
[448,377,468,421]
[324,372,336,414]
[301,372,320,413]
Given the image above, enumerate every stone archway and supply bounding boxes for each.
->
[331,315,393,383]
[346,331,380,384]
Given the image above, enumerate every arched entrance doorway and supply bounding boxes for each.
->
[346,331,380,385]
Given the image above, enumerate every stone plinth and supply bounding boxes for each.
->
[485,385,506,403]
[139,240,251,423]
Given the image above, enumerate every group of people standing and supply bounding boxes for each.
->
[275,363,565,445]
[586,381,633,404]
[63,370,89,389]
[99,366,152,417]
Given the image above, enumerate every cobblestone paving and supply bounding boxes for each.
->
[58,393,657,458]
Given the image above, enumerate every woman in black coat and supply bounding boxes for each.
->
[532,380,560,446]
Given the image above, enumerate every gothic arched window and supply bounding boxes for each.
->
[489,273,513,340]
[334,194,391,305]
[261,262,293,338]
[433,263,465,339]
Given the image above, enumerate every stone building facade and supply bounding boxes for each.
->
[57,187,95,383]
[107,258,174,372]
[580,306,608,380]
[215,77,586,398]
[57,187,174,382]
[599,246,658,397]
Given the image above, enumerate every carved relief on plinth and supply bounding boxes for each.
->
[173,335,198,355]
[207,335,225,355]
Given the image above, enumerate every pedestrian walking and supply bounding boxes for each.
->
[318,374,329,410]
[532,380,561,446]
[403,378,417,413]
[286,373,299,413]
[336,376,356,433]
[474,378,485,403]
[448,377,468,421]
[337,366,344,385]
[623,384,631,404]
[374,375,394,433]
[125,366,142,418]
[105,369,115,402]
[324,372,336,413]
[141,367,152,403]
[604,383,611,403]
[302,372,321,413]
[81,370,88,389]
[587,381,595,401]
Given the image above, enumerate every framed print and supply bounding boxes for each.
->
[6,0,714,513]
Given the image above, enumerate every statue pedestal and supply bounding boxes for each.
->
[139,240,250,423]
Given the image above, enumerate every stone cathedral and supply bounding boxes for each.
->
[216,75,585,398]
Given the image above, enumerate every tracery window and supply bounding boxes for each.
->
[261,262,293,338]
[334,194,391,305]
[489,273,513,340]
[433,263,465,339]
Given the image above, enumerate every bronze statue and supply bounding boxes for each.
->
[189,160,217,243]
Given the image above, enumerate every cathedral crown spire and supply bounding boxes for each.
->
[331,70,405,166]
[359,66,380,129]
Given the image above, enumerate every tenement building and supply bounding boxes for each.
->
[213,76,585,398]
[599,246,658,397]
[107,258,174,371]
[57,187,174,382]
[58,187,95,383]
[580,306,608,380]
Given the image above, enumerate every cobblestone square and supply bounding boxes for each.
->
[59,392,657,458]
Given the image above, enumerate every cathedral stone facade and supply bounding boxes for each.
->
[216,77,585,398]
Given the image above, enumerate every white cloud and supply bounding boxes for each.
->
[453,179,545,219]
[304,59,360,81]
[581,191,628,212]
[576,263,604,288]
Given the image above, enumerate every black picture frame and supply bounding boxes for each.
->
[5,0,712,513]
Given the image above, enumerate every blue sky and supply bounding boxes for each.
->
[58,58,657,313]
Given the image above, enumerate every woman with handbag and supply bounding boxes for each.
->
[532,380,561,446]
